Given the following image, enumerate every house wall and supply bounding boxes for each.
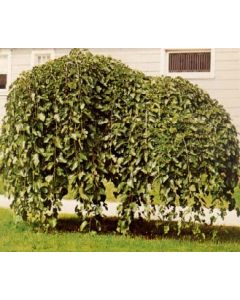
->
[89,48,162,76]
[0,48,240,135]
[0,95,6,119]
[190,49,240,134]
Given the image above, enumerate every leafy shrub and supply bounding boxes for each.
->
[140,77,239,232]
[0,49,239,234]
[0,49,148,230]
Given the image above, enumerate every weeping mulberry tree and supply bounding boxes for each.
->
[0,49,239,234]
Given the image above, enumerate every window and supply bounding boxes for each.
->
[169,52,211,73]
[164,49,215,79]
[31,50,55,67]
[0,50,11,93]
[0,54,8,90]
[35,54,51,65]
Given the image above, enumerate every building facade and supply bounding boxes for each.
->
[0,48,240,134]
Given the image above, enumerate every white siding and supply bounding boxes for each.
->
[11,48,32,82]
[54,48,71,58]
[189,48,240,135]
[89,48,161,76]
[0,95,6,120]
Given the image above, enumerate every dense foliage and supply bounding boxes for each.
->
[0,49,239,234]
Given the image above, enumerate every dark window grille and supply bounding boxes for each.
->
[169,52,211,73]
[0,74,7,89]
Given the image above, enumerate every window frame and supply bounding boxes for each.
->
[31,49,55,67]
[162,48,215,79]
[0,49,12,96]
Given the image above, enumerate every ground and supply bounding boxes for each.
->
[1,207,240,251]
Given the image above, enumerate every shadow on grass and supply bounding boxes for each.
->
[57,214,240,242]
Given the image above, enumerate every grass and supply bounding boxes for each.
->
[1,207,240,251]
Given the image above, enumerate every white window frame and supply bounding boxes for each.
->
[161,48,215,79]
[31,49,55,67]
[0,49,12,96]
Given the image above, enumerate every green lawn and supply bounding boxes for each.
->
[1,207,240,251]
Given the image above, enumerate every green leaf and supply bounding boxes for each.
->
[33,154,39,167]
[127,179,134,188]
[71,161,78,171]
[79,153,87,161]
[189,185,196,192]
[54,137,62,149]
[46,162,54,170]
[45,175,53,183]
[79,186,89,200]
[80,221,88,232]
[58,154,67,163]
[41,187,48,194]
[96,86,102,93]
[48,217,57,228]
[37,113,45,122]
[70,133,78,140]
[68,82,77,90]
[164,225,170,235]
[54,114,60,122]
